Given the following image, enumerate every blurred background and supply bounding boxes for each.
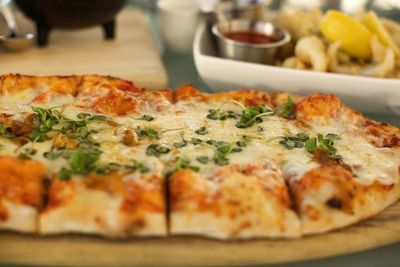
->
[132,0,400,19]
[0,1,399,266]
[129,0,400,89]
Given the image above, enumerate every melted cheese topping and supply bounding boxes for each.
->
[0,88,399,187]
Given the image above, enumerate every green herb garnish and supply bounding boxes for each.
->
[168,157,199,176]
[29,106,61,141]
[137,114,154,121]
[236,140,247,147]
[207,109,237,121]
[206,139,227,147]
[58,167,71,180]
[43,150,63,160]
[146,144,170,157]
[276,96,295,119]
[67,149,100,175]
[125,160,150,174]
[32,106,61,128]
[29,107,111,145]
[195,126,208,135]
[139,127,159,140]
[305,133,342,160]
[279,132,309,150]
[196,156,209,164]
[77,113,108,122]
[213,147,230,166]
[18,148,37,160]
[236,135,252,147]
[212,143,242,166]
[55,148,102,180]
[190,138,203,145]
[173,139,188,148]
[234,102,274,129]
[28,128,50,142]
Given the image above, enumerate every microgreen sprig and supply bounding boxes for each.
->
[276,96,295,119]
[146,144,170,157]
[18,148,37,160]
[168,157,199,176]
[195,126,208,135]
[136,114,154,121]
[305,133,342,160]
[212,142,242,166]
[278,132,310,150]
[173,134,188,148]
[205,101,238,121]
[138,127,159,140]
[231,101,274,129]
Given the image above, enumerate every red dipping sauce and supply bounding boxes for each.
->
[224,31,280,45]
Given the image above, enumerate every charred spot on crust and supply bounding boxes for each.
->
[127,218,146,233]
[40,177,52,211]
[326,197,342,209]
[0,203,9,221]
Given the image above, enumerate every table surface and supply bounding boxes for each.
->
[2,3,400,267]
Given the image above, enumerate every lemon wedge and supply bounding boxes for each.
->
[361,11,400,58]
[320,10,372,59]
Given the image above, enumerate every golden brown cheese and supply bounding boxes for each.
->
[0,156,45,208]
[363,119,400,148]
[41,172,166,236]
[0,74,81,95]
[174,84,274,107]
[296,94,343,121]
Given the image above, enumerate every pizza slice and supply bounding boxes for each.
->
[0,74,174,237]
[0,156,46,233]
[40,171,166,237]
[282,94,400,234]
[168,85,302,238]
[0,74,80,233]
[38,76,176,237]
[170,163,301,239]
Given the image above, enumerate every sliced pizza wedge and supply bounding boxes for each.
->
[168,85,302,239]
[0,74,80,233]
[170,163,301,239]
[40,171,166,237]
[38,76,176,237]
[0,74,175,237]
[0,156,46,233]
[283,94,400,234]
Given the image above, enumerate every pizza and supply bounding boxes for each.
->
[0,74,399,239]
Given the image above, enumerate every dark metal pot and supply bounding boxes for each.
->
[15,0,127,46]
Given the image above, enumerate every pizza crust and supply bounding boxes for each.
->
[170,166,301,239]
[41,175,167,237]
[289,165,400,235]
[0,199,38,233]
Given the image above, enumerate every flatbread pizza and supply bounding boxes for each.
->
[0,74,399,239]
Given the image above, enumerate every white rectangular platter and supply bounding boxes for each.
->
[194,23,400,115]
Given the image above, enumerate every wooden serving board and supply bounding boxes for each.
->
[0,201,399,267]
[0,9,168,90]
